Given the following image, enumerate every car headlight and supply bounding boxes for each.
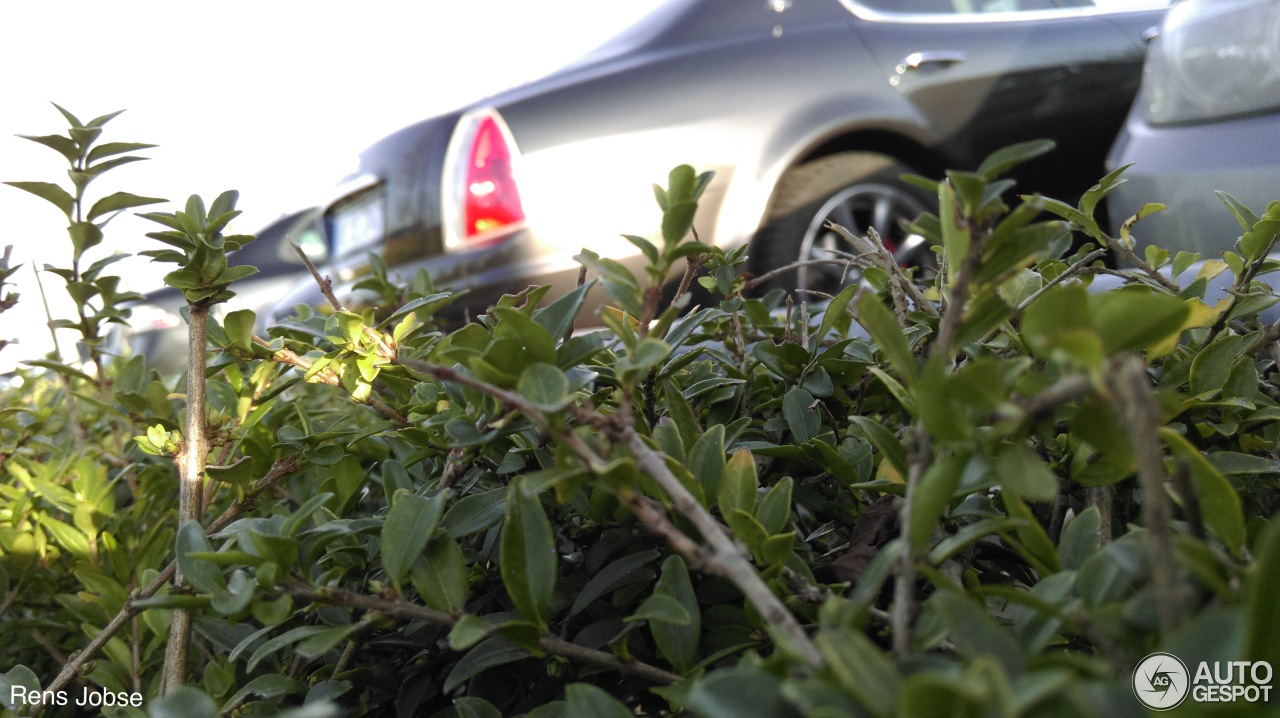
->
[1141,0,1280,125]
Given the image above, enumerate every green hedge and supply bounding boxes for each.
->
[1,111,1278,718]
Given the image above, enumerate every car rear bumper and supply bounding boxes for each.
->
[1106,111,1280,257]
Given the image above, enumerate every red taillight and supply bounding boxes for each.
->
[462,115,524,244]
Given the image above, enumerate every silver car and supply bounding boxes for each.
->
[1106,0,1280,254]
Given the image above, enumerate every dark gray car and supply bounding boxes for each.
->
[268,0,1169,324]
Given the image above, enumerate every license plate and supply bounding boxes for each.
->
[328,190,384,259]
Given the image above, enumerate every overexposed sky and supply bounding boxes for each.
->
[0,1,664,372]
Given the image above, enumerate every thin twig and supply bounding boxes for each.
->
[1015,248,1107,314]
[622,428,824,668]
[252,336,408,426]
[287,584,682,685]
[1108,354,1181,635]
[290,242,396,360]
[1206,233,1278,343]
[744,259,855,293]
[31,264,85,449]
[1104,234,1180,293]
[892,426,930,656]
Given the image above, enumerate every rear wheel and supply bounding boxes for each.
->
[754,152,934,295]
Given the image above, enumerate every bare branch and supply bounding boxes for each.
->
[1107,354,1182,635]
[1103,234,1180,293]
[287,584,683,685]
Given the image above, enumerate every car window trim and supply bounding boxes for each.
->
[838,0,1169,24]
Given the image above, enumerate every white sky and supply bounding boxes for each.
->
[0,0,665,373]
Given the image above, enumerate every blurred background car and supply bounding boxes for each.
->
[262,0,1169,326]
[1105,0,1280,255]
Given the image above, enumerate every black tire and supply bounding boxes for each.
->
[753,152,935,295]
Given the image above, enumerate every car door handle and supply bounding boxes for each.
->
[1142,25,1160,43]
[901,51,966,71]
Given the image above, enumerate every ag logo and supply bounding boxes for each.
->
[1133,652,1190,710]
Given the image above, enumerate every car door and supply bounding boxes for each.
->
[842,0,1166,196]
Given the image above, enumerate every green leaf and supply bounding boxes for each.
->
[248,530,299,570]
[216,265,259,285]
[86,140,157,163]
[850,416,908,479]
[1088,289,1189,355]
[149,686,219,718]
[3,181,73,217]
[295,626,360,659]
[1161,430,1246,556]
[0,666,41,711]
[623,337,671,378]
[939,179,971,280]
[932,591,1025,675]
[39,515,89,558]
[449,614,491,651]
[755,476,794,535]
[1058,507,1101,571]
[177,520,226,594]
[247,625,333,671]
[976,139,1055,181]
[493,306,558,365]
[222,673,305,711]
[1245,518,1280,668]
[1216,191,1261,232]
[86,191,165,221]
[224,309,256,352]
[752,340,810,381]
[565,684,634,718]
[854,292,915,382]
[569,549,660,618]
[688,424,726,503]
[442,487,507,537]
[381,491,448,588]
[454,697,504,718]
[1002,493,1061,574]
[929,518,1026,565]
[501,480,557,628]
[1190,334,1243,397]
[816,629,900,718]
[518,362,570,411]
[68,221,104,257]
[534,280,593,340]
[812,283,859,351]
[782,387,821,443]
[662,201,698,248]
[910,455,964,549]
[443,638,528,693]
[627,593,692,625]
[211,570,256,616]
[994,443,1059,503]
[412,536,470,614]
[718,448,758,516]
[1038,196,1101,238]
[651,555,700,674]
[17,133,77,162]
[685,669,801,718]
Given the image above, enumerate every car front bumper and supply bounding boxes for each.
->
[1105,110,1280,258]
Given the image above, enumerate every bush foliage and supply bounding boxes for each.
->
[1,110,1278,718]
